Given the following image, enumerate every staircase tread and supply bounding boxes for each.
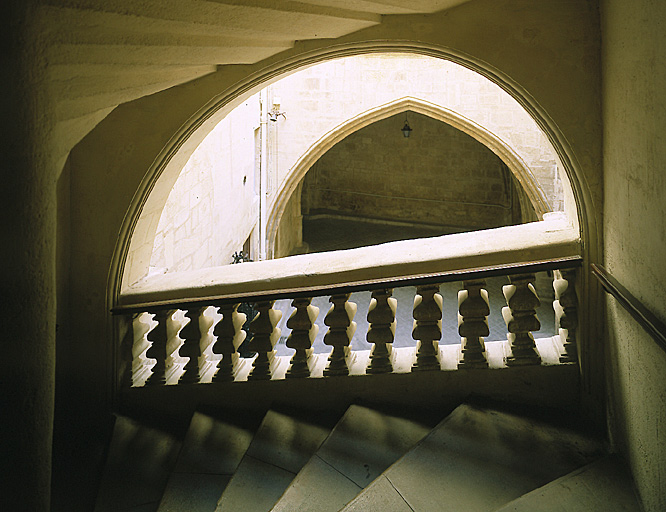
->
[156,412,254,512]
[271,404,432,512]
[215,410,332,511]
[41,0,380,39]
[174,412,254,474]
[273,455,364,512]
[341,474,413,511]
[216,457,299,512]
[244,410,332,473]
[159,473,232,512]
[49,44,290,68]
[342,404,604,511]
[493,455,642,512]
[93,416,181,512]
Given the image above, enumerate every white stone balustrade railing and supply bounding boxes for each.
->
[113,219,582,388]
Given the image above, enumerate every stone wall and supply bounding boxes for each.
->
[151,54,565,272]
[299,111,527,231]
[602,0,666,509]
[150,95,260,273]
[268,53,564,223]
[275,182,305,258]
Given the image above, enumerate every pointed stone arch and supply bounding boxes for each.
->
[266,96,551,259]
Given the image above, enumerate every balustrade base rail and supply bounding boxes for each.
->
[118,363,581,431]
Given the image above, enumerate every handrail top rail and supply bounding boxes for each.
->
[115,218,580,314]
[113,255,581,314]
[592,263,666,355]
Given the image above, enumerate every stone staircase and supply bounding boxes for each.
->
[93,403,642,511]
[37,0,472,170]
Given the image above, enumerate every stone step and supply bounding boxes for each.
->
[42,0,379,40]
[156,412,256,512]
[51,66,217,101]
[342,404,604,511]
[270,405,434,512]
[93,416,182,512]
[289,0,419,15]
[54,107,115,171]
[53,68,218,121]
[49,43,292,68]
[215,410,333,512]
[39,4,288,40]
[493,456,642,512]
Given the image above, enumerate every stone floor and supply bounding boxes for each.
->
[302,216,458,253]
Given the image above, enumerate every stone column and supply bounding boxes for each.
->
[212,303,246,382]
[178,307,206,384]
[1,4,56,508]
[247,301,282,380]
[145,310,172,385]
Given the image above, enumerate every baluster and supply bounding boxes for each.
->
[286,297,319,378]
[412,284,443,371]
[502,273,541,365]
[247,301,282,381]
[323,293,357,377]
[458,279,490,369]
[554,269,578,363]
[178,306,205,384]
[118,313,136,389]
[212,303,246,382]
[145,309,172,386]
[367,288,397,374]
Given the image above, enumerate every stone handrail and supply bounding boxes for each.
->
[592,263,666,355]
[116,216,580,311]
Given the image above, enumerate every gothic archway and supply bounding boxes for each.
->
[265,96,551,259]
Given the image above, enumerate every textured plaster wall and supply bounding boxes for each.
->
[602,0,666,510]
[300,111,524,230]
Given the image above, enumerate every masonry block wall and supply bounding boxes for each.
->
[150,54,564,272]
[300,111,528,231]
[269,53,564,217]
[275,182,305,258]
[150,96,259,273]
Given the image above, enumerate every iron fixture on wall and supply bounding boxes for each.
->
[401,116,413,138]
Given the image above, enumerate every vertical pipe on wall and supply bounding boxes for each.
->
[259,88,269,261]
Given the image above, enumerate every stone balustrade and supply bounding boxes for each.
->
[114,257,581,388]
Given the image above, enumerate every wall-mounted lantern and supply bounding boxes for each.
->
[401,118,413,138]
[269,97,286,121]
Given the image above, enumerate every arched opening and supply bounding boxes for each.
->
[268,96,552,259]
[103,40,600,429]
[121,52,578,292]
